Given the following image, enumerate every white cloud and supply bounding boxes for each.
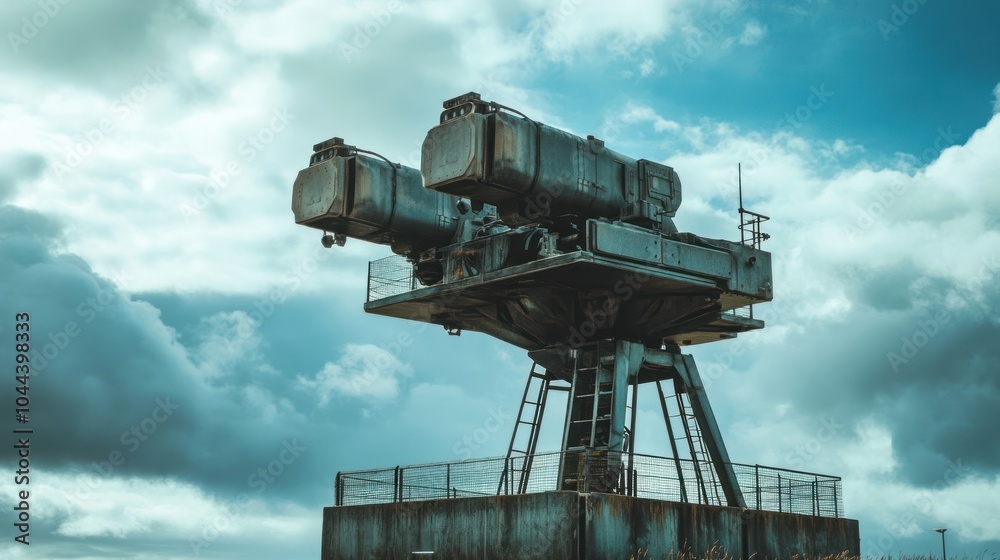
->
[608,104,1000,308]
[610,102,682,135]
[298,343,412,403]
[194,311,267,377]
[0,470,317,558]
[639,57,657,76]
[738,20,766,45]
[536,0,690,59]
[846,451,1000,544]
[994,82,1000,113]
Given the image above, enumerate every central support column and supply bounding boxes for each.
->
[556,340,642,492]
[519,339,746,508]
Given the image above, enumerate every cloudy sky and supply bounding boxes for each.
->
[1,0,999,558]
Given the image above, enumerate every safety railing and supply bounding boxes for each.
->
[367,254,416,302]
[334,449,844,518]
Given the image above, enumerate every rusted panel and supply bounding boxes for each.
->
[323,491,860,560]
[585,494,859,559]
[744,508,861,558]
[323,491,579,560]
[584,493,744,559]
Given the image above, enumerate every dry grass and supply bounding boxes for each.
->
[628,548,998,560]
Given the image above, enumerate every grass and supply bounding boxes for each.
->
[627,547,998,560]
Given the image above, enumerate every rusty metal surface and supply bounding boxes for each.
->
[364,243,768,351]
[323,491,580,560]
[422,96,681,231]
[291,138,470,256]
[584,493,744,559]
[323,491,860,560]
[292,98,773,352]
[744,508,861,558]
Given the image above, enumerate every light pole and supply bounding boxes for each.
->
[933,528,947,560]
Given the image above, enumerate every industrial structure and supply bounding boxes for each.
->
[292,92,859,558]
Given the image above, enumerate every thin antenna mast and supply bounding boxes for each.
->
[738,162,743,212]
[735,162,769,250]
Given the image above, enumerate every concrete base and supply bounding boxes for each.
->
[322,491,859,559]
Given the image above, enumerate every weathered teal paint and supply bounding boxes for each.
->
[744,508,861,559]
[323,491,860,559]
[583,493,744,558]
[324,491,580,560]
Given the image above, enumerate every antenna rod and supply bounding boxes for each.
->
[738,162,743,212]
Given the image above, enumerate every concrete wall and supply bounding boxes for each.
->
[323,492,580,560]
[583,494,860,559]
[323,492,860,559]
[583,493,744,558]
[744,508,860,559]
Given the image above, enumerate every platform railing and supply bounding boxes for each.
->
[367,254,416,302]
[333,449,844,518]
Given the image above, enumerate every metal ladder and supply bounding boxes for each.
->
[560,343,621,492]
[498,363,551,495]
[567,352,616,449]
[673,390,723,505]
[656,380,688,503]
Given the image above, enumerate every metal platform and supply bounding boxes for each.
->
[365,248,765,350]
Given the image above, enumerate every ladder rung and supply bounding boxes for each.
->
[576,392,613,399]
